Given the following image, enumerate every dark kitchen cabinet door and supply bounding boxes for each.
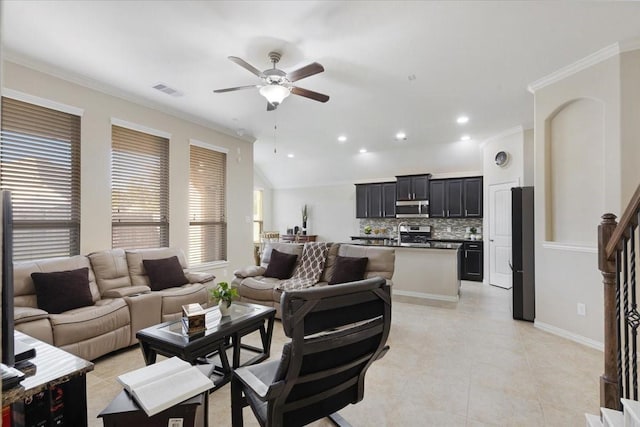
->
[429,180,446,218]
[463,177,483,217]
[368,184,383,218]
[413,175,429,200]
[382,182,396,218]
[395,177,412,201]
[461,242,483,281]
[446,179,464,217]
[355,184,368,218]
[395,174,430,201]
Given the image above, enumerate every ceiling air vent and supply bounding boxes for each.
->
[152,83,183,97]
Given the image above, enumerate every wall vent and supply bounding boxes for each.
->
[152,83,183,97]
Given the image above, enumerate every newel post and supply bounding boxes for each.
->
[599,213,620,409]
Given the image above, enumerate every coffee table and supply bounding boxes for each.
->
[136,302,275,388]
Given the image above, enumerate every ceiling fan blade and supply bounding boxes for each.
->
[287,62,324,82]
[291,86,330,103]
[213,85,260,93]
[228,56,263,77]
[267,102,277,111]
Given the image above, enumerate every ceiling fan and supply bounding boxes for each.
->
[214,51,330,111]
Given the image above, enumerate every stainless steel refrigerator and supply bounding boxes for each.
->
[511,187,535,321]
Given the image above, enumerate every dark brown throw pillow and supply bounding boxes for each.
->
[31,267,94,314]
[329,256,369,285]
[264,249,298,280]
[143,256,189,291]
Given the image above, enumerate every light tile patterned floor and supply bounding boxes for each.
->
[86,282,602,426]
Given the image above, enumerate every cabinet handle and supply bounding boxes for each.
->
[465,251,468,259]
[465,209,468,216]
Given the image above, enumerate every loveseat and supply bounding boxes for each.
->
[13,247,214,361]
[232,242,395,318]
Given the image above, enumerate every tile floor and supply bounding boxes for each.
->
[86,282,602,426]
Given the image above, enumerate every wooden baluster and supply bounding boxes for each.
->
[600,213,620,409]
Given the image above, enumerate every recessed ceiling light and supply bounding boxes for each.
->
[457,116,469,124]
[287,153,295,158]
[395,132,407,141]
[338,135,347,143]
[461,135,471,141]
[359,148,367,153]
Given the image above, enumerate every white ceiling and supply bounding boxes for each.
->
[3,1,640,189]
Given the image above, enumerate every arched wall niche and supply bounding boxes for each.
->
[544,97,605,245]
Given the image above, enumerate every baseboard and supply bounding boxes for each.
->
[392,289,459,303]
[534,321,604,351]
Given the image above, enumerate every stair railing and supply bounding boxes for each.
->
[599,184,640,409]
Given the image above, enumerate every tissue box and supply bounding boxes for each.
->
[182,303,206,334]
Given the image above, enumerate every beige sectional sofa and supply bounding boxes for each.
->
[13,247,214,361]
[232,242,395,318]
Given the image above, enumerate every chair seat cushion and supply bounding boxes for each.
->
[238,277,283,301]
[49,298,130,347]
[156,284,208,315]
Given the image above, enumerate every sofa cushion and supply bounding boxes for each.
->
[337,245,395,280]
[264,249,298,280]
[155,284,208,318]
[126,247,189,287]
[261,243,304,267]
[88,248,132,295]
[329,256,369,285]
[238,277,283,301]
[48,298,130,347]
[143,256,189,291]
[31,267,94,314]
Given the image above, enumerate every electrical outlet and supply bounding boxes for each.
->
[577,303,586,316]
[447,226,452,232]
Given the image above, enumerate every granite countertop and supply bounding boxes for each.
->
[348,241,462,250]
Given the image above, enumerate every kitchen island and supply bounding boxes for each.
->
[350,240,462,302]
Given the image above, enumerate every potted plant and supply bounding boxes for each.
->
[210,282,238,316]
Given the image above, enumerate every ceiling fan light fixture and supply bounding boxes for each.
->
[259,84,291,106]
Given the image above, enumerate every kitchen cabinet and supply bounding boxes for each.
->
[382,182,396,218]
[355,184,368,218]
[463,177,483,217]
[460,241,483,281]
[429,177,483,218]
[429,180,446,218]
[396,174,430,201]
[355,182,396,218]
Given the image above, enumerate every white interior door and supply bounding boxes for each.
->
[489,182,517,289]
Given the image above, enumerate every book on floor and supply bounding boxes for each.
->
[116,356,213,416]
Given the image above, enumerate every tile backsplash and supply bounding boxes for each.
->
[359,218,483,240]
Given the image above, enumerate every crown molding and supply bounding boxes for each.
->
[527,42,621,94]
[2,50,256,144]
[620,38,640,53]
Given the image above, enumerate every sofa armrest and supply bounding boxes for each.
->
[186,272,215,284]
[102,285,151,298]
[14,306,49,324]
[234,266,266,279]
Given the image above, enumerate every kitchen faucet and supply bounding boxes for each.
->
[397,221,408,245]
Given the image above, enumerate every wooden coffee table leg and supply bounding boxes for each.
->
[138,341,157,365]
[261,314,275,357]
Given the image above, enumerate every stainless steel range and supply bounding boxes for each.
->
[399,225,432,246]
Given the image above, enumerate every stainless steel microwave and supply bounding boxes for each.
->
[395,200,429,218]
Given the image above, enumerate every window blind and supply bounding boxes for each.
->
[0,97,81,261]
[189,144,226,264]
[112,125,169,249]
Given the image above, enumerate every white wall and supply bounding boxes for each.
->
[254,168,273,233]
[272,184,358,243]
[2,61,255,284]
[532,53,622,348]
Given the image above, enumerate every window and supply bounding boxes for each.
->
[189,143,226,264]
[0,97,81,261]
[253,189,263,243]
[111,125,169,249]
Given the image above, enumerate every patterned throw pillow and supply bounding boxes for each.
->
[278,242,330,291]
